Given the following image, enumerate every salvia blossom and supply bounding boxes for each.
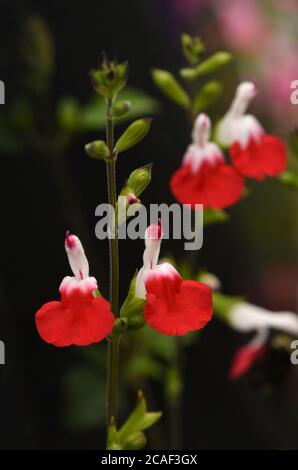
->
[228,302,298,379]
[35,232,115,347]
[135,222,213,335]
[217,81,287,180]
[170,113,244,209]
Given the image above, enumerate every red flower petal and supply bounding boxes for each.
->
[230,134,287,180]
[170,160,244,210]
[144,270,213,336]
[35,295,115,347]
[229,344,266,380]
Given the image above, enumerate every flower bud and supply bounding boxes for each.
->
[151,69,190,108]
[85,140,109,160]
[179,67,199,80]
[112,100,131,117]
[196,52,232,76]
[127,163,152,197]
[181,33,204,65]
[115,118,152,153]
[193,81,222,114]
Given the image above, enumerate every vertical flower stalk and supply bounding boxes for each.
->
[105,96,120,426]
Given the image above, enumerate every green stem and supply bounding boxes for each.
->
[105,97,120,430]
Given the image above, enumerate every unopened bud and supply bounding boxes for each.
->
[193,81,222,114]
[112,100,131,117]
[85,140,109,160]
[181,33,204,65]
[197,52,232,76]
[151,69,190,109]
[127,163,152,197]
[115,118,152,153]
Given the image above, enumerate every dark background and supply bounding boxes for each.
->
[0,0,298,449]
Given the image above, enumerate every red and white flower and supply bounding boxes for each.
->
[35,232,115,347]
[170,113,244,210]
[228,302,298,379]
[136,222,213,335]
[216,81,287,180]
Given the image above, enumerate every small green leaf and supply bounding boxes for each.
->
[115,118,152,153]
[197,52,232,76]
[137,411,162,432]
[193,81,222,114]
[118,391,161,443]
[152,69,190,108]
[118,391,147,441]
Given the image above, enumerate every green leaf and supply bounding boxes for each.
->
[118,391,162,443]
[118,391,147,441]
[115,118,152,153]
[196,52,232,76]
[193,81,222,114]
[152,69,190,108]
[138,412,162,432]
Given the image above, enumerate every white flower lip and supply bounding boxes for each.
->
[229,302,298,336]
[216,81,263,147]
